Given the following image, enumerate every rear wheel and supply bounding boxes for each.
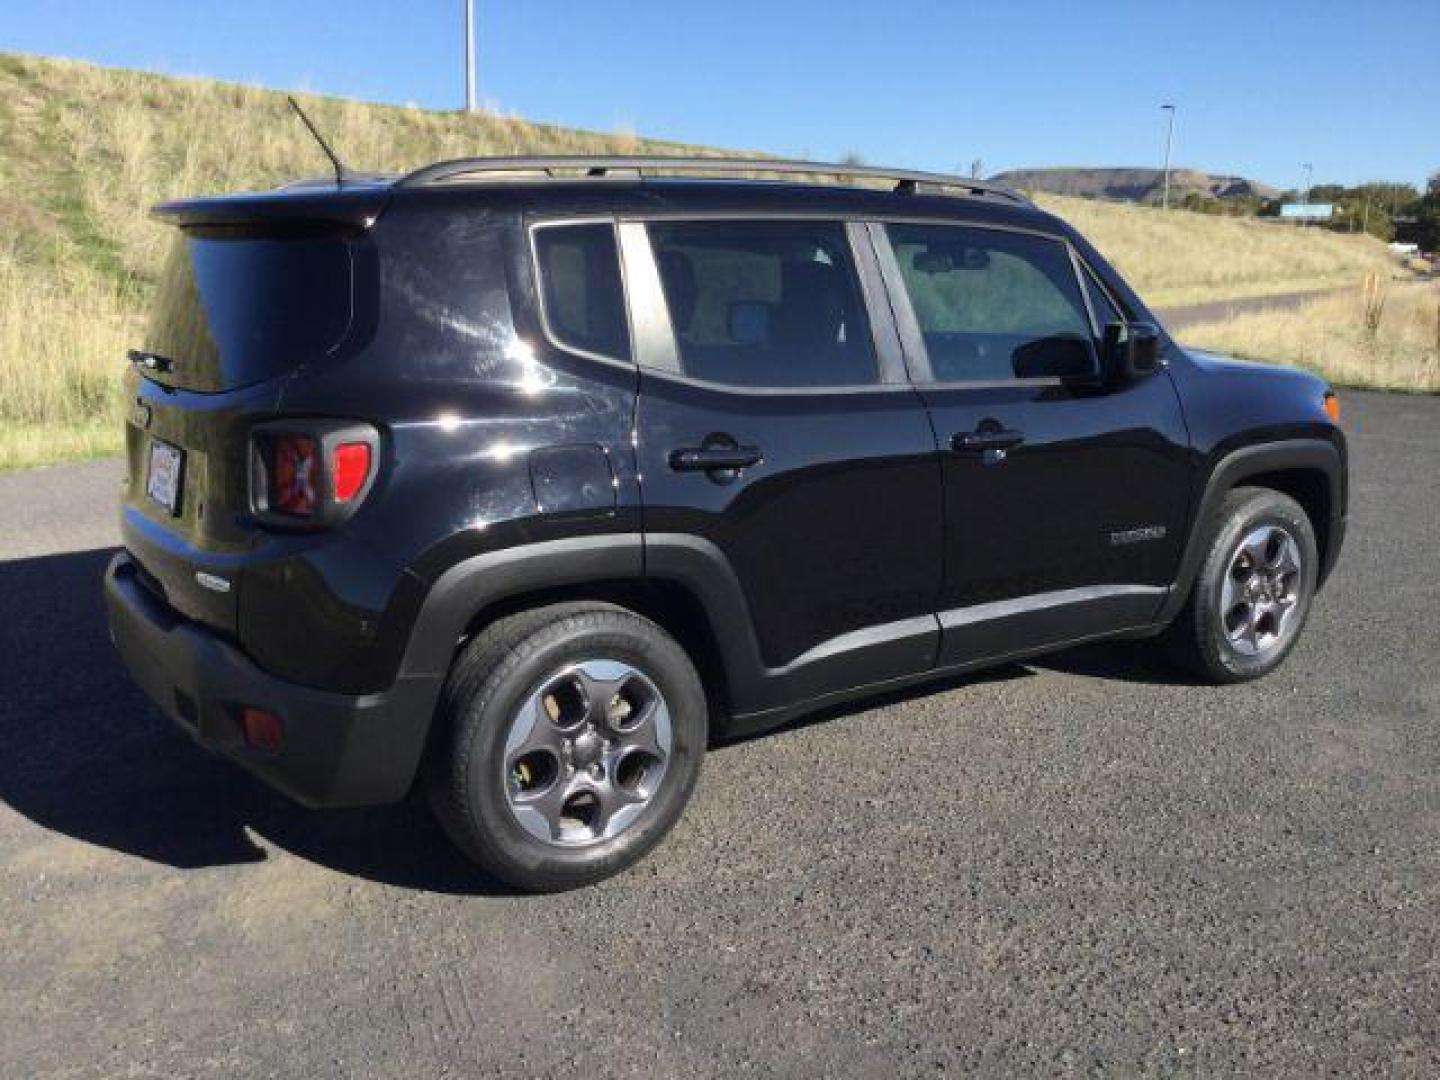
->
[427,602,707,891]
[1164,487,1318,683]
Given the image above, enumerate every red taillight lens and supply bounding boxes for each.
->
[241,708,284,752]
[331,441,372,503]
[251,422,378,527]
[272,434,319,516]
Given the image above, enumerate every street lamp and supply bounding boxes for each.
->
[1160,104,1177,210]
[1301,162,1313,207]
[464,0,477,113]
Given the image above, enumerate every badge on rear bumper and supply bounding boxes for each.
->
[195,571,231,594]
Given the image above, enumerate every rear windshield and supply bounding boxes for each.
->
[143,231,353,392]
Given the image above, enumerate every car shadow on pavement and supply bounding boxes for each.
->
[0,548,515,896]
[1026,639,1207,686]
[0,548,1198,895]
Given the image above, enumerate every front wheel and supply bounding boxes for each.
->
[1164,487,1319,683]
[427,602,707,891]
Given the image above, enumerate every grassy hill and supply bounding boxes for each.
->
[0,52,1404,469]
[1033,194,1394,308]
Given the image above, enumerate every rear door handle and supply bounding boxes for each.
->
[669,445,763,472]
[951,429,1025,453]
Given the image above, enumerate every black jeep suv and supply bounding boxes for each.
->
[106,157,1347,890]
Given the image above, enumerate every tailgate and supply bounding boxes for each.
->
[120,364,282,634]
[119,219,363,632]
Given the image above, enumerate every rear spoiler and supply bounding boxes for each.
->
[151,183,392,235]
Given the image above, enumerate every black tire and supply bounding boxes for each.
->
[1163,487,1319,683]
[426,602,707,892]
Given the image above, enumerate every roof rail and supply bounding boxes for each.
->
[394,155,1029,204]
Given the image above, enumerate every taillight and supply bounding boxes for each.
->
[273,434,319,516]
[331,441,372,503]
[241,708,284,753]
[250,421,379,528]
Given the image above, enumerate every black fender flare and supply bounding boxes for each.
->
[356,535,641,799]
[395,532,775,733]
[397,534,644,683]
[1158,437,1346,624]
[642,534,774,714]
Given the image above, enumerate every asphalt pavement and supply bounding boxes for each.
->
[1,390,1437,1077]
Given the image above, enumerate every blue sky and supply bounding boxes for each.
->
[4,0,1436,188]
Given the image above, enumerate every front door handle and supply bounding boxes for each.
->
[669,445,763,472]
[951,428,1025,453]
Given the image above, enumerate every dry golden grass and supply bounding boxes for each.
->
[0,51,1417,468]
[1037,195,1398,308]
[0,244,139,469]
[1179,281,1440,393]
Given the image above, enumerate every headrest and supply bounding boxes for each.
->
[775,260,844,346]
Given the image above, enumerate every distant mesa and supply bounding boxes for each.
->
[990,167,1280,204]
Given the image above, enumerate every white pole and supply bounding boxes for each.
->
[1161,104,1176,210]
[465,0,477,113]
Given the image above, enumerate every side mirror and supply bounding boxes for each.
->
[1102,321,1162,382]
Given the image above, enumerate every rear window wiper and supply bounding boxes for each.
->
[129,349,175,374]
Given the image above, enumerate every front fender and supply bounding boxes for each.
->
[1158,437,1347,624]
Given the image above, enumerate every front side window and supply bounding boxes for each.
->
[648,220,878,388]
[534,223,630,361]
[886,223,1095,382]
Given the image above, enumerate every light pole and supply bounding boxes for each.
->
[464,0,477,113]
[1160,104,1176,210]
[1301,162,1313,206]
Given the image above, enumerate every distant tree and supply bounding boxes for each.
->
[1410,172,1440,250]
[839,151,866,167]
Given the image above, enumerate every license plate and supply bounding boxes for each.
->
[146,440,184,516]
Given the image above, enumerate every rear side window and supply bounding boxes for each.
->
[886,223,1095,382]
[145,232,353,393]
[648,220,878,388]
[533,223,630,361]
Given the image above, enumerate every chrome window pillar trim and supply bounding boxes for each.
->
[615,220,680,374]
[845,220,909,385]
[865,220,934,383]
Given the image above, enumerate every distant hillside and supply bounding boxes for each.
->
[992,167,1280,204]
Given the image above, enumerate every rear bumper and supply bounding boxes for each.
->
[105,552,440,808]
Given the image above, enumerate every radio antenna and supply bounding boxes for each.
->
[286,95,350,188]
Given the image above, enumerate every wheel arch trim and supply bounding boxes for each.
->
[397,535,646,683]
[1161,437,1345,624]
[392,532,774,730]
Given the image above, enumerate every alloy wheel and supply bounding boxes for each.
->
[1218,524,1304,656]
[501,660,672,846]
